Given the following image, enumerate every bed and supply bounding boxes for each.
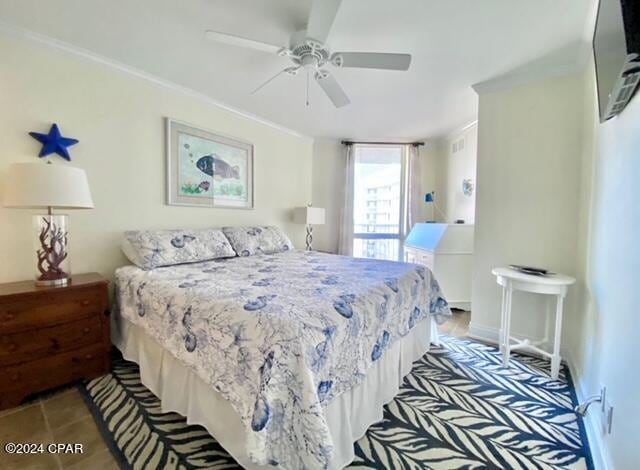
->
[113,244,450,469]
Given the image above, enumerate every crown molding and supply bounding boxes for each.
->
[472,40,591,95]
[422,119,478,147]
[0,20,312,141]
[445,119,478,140]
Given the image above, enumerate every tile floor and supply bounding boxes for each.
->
[0,387,118,470]
[438,309,471,338]
[0,311,470,470]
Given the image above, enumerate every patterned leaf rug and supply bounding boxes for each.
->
[80,336,593,469]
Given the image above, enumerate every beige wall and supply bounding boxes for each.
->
[471,72,586,341]
[420,125,478,225]
[565,61,600,401]
[0,34,313,283]
[419,143,444,222]
[568,59,639,470]
[441,124,477,224]
[471,58,640,467]
[311,139,343,253]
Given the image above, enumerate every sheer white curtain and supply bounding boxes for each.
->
[340,143,421,258]
[338,144,355,255]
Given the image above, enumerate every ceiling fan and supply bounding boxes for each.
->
[205,0,412,108]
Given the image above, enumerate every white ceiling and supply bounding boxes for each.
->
[0,0,592,140]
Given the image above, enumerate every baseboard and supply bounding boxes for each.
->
[467,322,500,343]
[469,321,612,470]
[468,322,545,345]
[467,322,572,358]
[563,352,613,470]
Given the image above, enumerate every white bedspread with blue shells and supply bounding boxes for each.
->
[115,250,451,469]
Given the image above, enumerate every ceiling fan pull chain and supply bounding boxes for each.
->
[306,69,310,107]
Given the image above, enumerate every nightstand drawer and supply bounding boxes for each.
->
[0,316,102,367]
[0,273,110,410]
[0,343,107,409]
[0,286,106,333]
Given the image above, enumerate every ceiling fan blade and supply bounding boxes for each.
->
[331,52,412,71]
[306,0,343,43]
[205,30,286,55]
[314,70,350,108]
[251,66,300,95]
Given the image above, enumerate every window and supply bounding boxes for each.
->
[352,145,407,261]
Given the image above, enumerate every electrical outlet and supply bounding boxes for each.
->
[600,386,613,435]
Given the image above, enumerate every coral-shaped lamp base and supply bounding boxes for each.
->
[33,215,70,287]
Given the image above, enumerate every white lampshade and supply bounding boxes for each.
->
[2,162,94,210]
[294,206,325,225]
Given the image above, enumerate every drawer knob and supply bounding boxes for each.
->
[11,373,19,381]
[83,327,90,333]
[7,343,17,352]
[85,354,93,359]
[81,300,90,306]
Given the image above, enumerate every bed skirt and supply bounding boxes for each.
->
[112,315,436,469]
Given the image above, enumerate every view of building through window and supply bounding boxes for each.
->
[353,145,404,261]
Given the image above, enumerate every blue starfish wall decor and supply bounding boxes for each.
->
[29,123,79,161]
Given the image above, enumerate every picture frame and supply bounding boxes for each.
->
[166,118,254,209]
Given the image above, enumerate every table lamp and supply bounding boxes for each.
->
[424,191,445,222]
[293,205,325,251]
[2,162,94,286]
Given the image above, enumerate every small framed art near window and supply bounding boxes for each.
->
[166,119,254,209]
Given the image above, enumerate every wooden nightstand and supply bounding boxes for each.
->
[0,273,110,410]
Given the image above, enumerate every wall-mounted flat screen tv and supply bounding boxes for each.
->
[593,0,640,122]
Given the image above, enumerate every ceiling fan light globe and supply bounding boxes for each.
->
[301,56,320,69]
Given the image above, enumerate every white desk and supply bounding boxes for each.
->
[492,267,576,379]
[404,223,474,310]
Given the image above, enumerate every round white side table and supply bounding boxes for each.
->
[492,267,576,379]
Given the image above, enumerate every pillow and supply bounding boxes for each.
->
[122,228,236,269]
[222,226,294,257]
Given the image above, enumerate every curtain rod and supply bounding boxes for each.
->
[341,140,424,147]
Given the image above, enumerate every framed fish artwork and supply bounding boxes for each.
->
[166,119,254,209]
